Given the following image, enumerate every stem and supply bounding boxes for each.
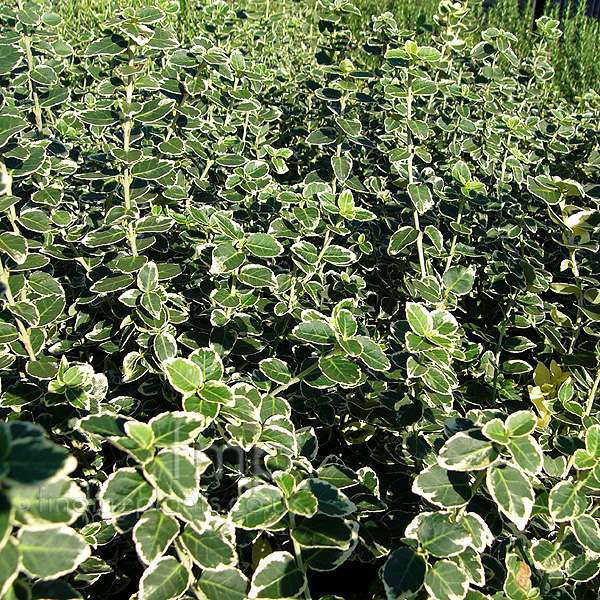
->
[0,161,20,234]
[406,68,427,279]
[498,134,511,199]
[17,0,43,133]
[271,349,340,397]
[241,112,250,152]
[289,513,312,600]
[585,367,600,417]
[0,264,36,361]
[445,196,466,271]
[491,294,517,404]
[568,245,584,353]
[122,45,138,256]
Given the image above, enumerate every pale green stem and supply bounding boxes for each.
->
[0,264,36,361]
[289,513,312,600]
[122,45,138,256]
[491,294,516,404]
[585,368,600,417]
[271,349,340,397]
[17,0,43,133]
[498,134,511,199]
[445,196,466,272]
[406,69,427,279]
[0,162,20,234]
[568,244,584,354]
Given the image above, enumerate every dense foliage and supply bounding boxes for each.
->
[0,1,599,599]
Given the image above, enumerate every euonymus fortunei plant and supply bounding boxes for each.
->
[0,0,599,599]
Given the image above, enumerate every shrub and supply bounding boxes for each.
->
[0,1,599,599]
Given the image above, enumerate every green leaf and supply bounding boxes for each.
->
[442,266,475,296]
[180,525,237,569]
[19,526,90,580]
[260,358,292,385]
[458,513,493,552]
[126,421,155,449]
[163,496,210,530]
[389,226,419,255]
[452,161,472,185]
[144,449,199,501]
[153,332,177,363]
[438,431,500,471]
[245,233,284,258]
[297,479,356,517]
[230,485,287,530]
[286,490,318,517]
[0,323,19,344]
[572,514,600,553]
[380,546,427,600]
[318,356,361,386]
[336,117,362,137]
[424,559,469,600]
[355,335,391,371]
[79,109,119,127]
[8,301,39,326]
[548,480,587,522]
[30,65,57,86]
[197,381,234,406]
[163,358,203,394]
[83,227,127,248]
[406,303,433,336]
[417,46,442,61]
[149,411,207,446]
[6,437,76,485]
[531,539,562,572]
[136,98,176,123]
[527,175,561,205]
[0,539,19,597]
[306,127,336,145]
[507,436,543,475]
[139,556,190,600]
[189,348,224,382]
[131,158,174,180]
[291,515,355,549]
[321,245,357,266]
[198,568,249,600]
[138,262,159,293]
[0,47,23,76]
[0,232,27,264]
[18,209,51,233]
[408,184,433,214]
[238,265,277,288]
[338,188,356,219]
[293,321,336,346]
[11,479,86,528]
[90,274,133,293]
[405,512,472,557]
[486,463,534,531]
[333,309,357,340]
[0,115,29,147]
[482,419,510,444]
[586,424,600,459]
[412,464,472,508]
[249,551,306,599]
[505,411,537,437]
[332,156,353,184]
[292,241,319,264]
[412,78,438,96]
[133,509,179,565]
[100,467,156,518]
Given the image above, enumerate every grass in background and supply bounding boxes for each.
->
[52,0,600,101]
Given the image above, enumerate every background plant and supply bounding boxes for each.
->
[0,1,599,600]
